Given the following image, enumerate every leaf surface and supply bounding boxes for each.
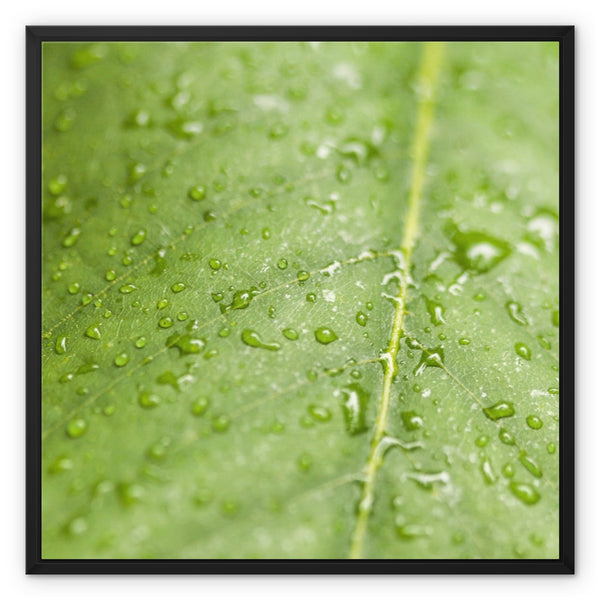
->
[41,41,559,559]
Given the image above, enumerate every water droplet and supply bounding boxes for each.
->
[277,258,288,269]
[262,227,271,240]
[139,391,161,409]
[451,230,511,274]
[114,353,130,367]
[66,418,87,438]
[211,291,224,302]
[158,317,174,329]
[295,270,310,285]
[498,428,516,445]
[401,411,424,431]
[212,415,230,432]
[48,455,73,474]
[122,254,134,266]
[552,310,559,327]
[105,269,116,282]
[188,185,206,201]
[48,174,68,196]
[192,397,209,416]
[473,292,486,301]
[480,456,497,484]
[67,517,88,536]
[118,482,145,505]
[414,346,444,376]
[220,288,259,314]
[341,384,369,435]
[509,481,540,505]
[356,311,368,327]
[135,337,146,348]
[548,386,559,395]
[506,301,529,326]
[81,293,93,306]
[62,227,81,248]
[336,165,352,184]
[308,404,332,422]
[519,452,543,478]
[209,258,221,270]
[458,338,471,346]
[120,283,137,294]
[55,335,67,354]
[306,292,316,303]
[483,401,515,421]
[84,324,101,340]
[313,326,338,345]
[241,329,281,351]
[526,415,543,430]
[515,342,531,360]
[167,117,203,139]
[547,443,556,454]
[475,434,489,447]
[166,332,205,355]
[297,453,312,472]
[130,229,147,246]
[171,282,186,293]
[177,311,189,321]
[425,298,446,325]
[502,463,515,478]
[282,328,299,341]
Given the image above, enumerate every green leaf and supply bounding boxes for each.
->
[41,41,559,559]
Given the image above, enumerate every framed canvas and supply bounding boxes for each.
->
[26,25,574,574]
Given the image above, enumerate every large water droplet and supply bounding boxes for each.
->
[66,418,87,438]
[220,288,259,314]
[84,324,102,340]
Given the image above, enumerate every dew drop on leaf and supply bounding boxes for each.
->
[66,418,87,438]
[241,329,281,351]
[483,401,515,421]
[509,481,540,505]
[314,327,338,345]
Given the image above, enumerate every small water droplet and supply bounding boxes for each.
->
[483,401,515,421]
[547,442,556,454]
[401,411,424,431]
[308,404,332,422]
[48,174,68,196]
[451,230,511,274]
[135,337,146,348]
[306,292,316,303]
[509,481,540,505]
[192,397,209,416]
[262,227,271,240]
[526,415,543,430]
[158,317,174,329]
[62,227,81,248]
[340,384,368,435]
[336,165,351,184]
[282,328,299,341]
[425,298,446,326]
[55,335,67,354]
[519,452,543,478]
[188,185,206,201]
[212,415,230,432]
[105,269,116,281]
[220,288,259,314]
[414,346,444,376]
[166,332,205,355]
[498,428,516,445]
[552,310,559,327]
[506,301,529,326]
[139,391,161,409]
[130,229,147,246]
[458,338,471,346]
[66,418,87,438]
[480,456,497,484]
[356,312,368,327]
[171,282,186,293]
[114,353,130,367]
[314,327,338,345]
[502,463,515,478]
[84,324,102,340]
[241,329,281,351]
[277,258,288,269]
[515,342,531,360]
[297,453,312,472]
[297,270,310,283]
[209,258,221,270]
[120,283,137,294]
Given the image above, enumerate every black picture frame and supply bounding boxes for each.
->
[27,25,575,575]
